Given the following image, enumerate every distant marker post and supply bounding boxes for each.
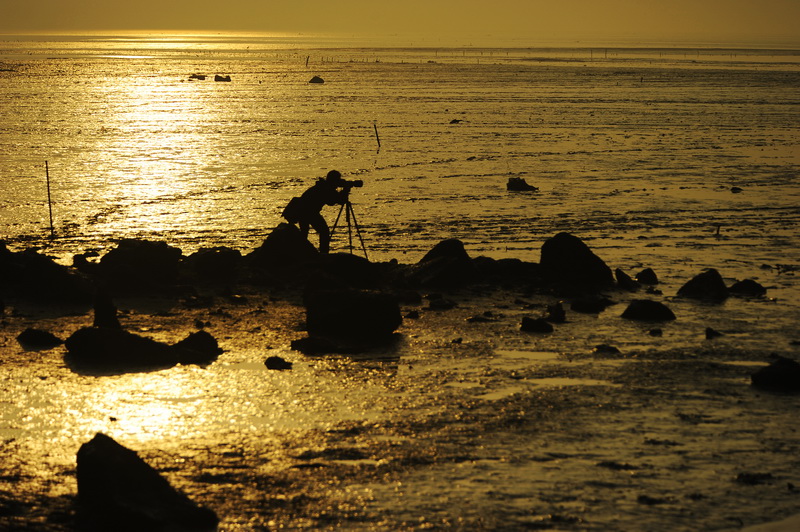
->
[45,160,55,238]
[373,121,381,152]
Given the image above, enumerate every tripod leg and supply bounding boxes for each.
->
[330,202,346,237]
[347,203,370,261]
[346,203,353,254]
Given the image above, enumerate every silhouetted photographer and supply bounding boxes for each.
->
[282,170,363,254]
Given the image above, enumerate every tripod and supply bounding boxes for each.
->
[330,200,369,260]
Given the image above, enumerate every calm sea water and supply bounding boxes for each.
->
[2,34,800,530]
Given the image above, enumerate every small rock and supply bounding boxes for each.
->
[173,330,223,365]
[635,268,659,285]
[520,317,554,333]
[729,279,767,297]
[309,75,324,84]
[545,301,566,323]
[265,356,293,370]
[705,327,723,339]
[593,344,620,355]
[17,328,63,350]
[506,177,538,191]
[571,295,612,314]
[649,328,663,337]
[615,268,640,292]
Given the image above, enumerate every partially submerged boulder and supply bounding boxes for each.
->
[406,238,478,289]
[77,433,218,532]
[98,239,183,289]
[621,299,676,321]
[636,268,659,285]
[506,177,538,191]
[615,268,640,292]
[64,327,222,373]
[729,279,767,297]
[0,243,93,305]
[540,233,614,289]
[677,269,728,301]
[246,223,319,274]
[302,288,402,346]
[751,357,800,393]
[182,246,242,283]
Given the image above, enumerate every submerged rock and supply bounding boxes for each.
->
[77,433,218,532]
[309,75,324,84]
[677,269,728,301]
[621,299,676,321]
[570,295,613,314]
[751,357,800,393]
[265,355,293,370]
[540,233,614,289]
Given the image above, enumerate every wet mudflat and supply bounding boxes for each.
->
[2,281,798,531]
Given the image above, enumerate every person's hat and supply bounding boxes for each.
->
[326,170,344,183]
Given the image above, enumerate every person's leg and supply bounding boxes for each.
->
[309,213,330,253]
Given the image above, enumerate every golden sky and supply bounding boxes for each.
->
[3,0,798,45]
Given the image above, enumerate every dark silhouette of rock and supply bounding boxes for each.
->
[246,223,319,274]
[312,252,382,289]
[407,239,478,289]
[705,327,723,339]
[17,328,63,350]
[615,268,640,292]
[77,433,218,532]
[309,75,324,83]
[545,301,567,323]
[751,357,800,393]
[506,177,538,191]
[540,233,614,289]
[729,279,767,297]
[93,290,121,329]
[636,268,659,285]
[173,330,222,365]
[677,269,728,301]
[520,317,554,333]
[65,327,178,372]
[0,243,92,305]
[98,239,183,289]
[265,355,293,370]
[214,74,231,82]
[303,288,401,344]
[593,344,620,355]
[571,295,612,314]
[621,299,676,321]
[183,247,242,283]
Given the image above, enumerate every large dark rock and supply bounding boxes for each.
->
[77,433,218,532]
[246,223,319,273]
[182,246,242,283]
[539,233,614,289]
[303,288,402,344]
[406,238,478,288]
[677,269,728,301]
[615,268,640,292]
[751,357,800,393]
[93,291,121,329]
[312,252,382,289]
[0,243,93,305]
[64,327,178,372]
[621,299,676,321]
[65,327,222,373]
[636,268,659,285]
[98,239,183,289]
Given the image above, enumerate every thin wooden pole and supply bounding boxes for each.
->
[373,121,381,152]
[45,160,54,238]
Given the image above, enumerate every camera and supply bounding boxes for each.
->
[341,179,363,189]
